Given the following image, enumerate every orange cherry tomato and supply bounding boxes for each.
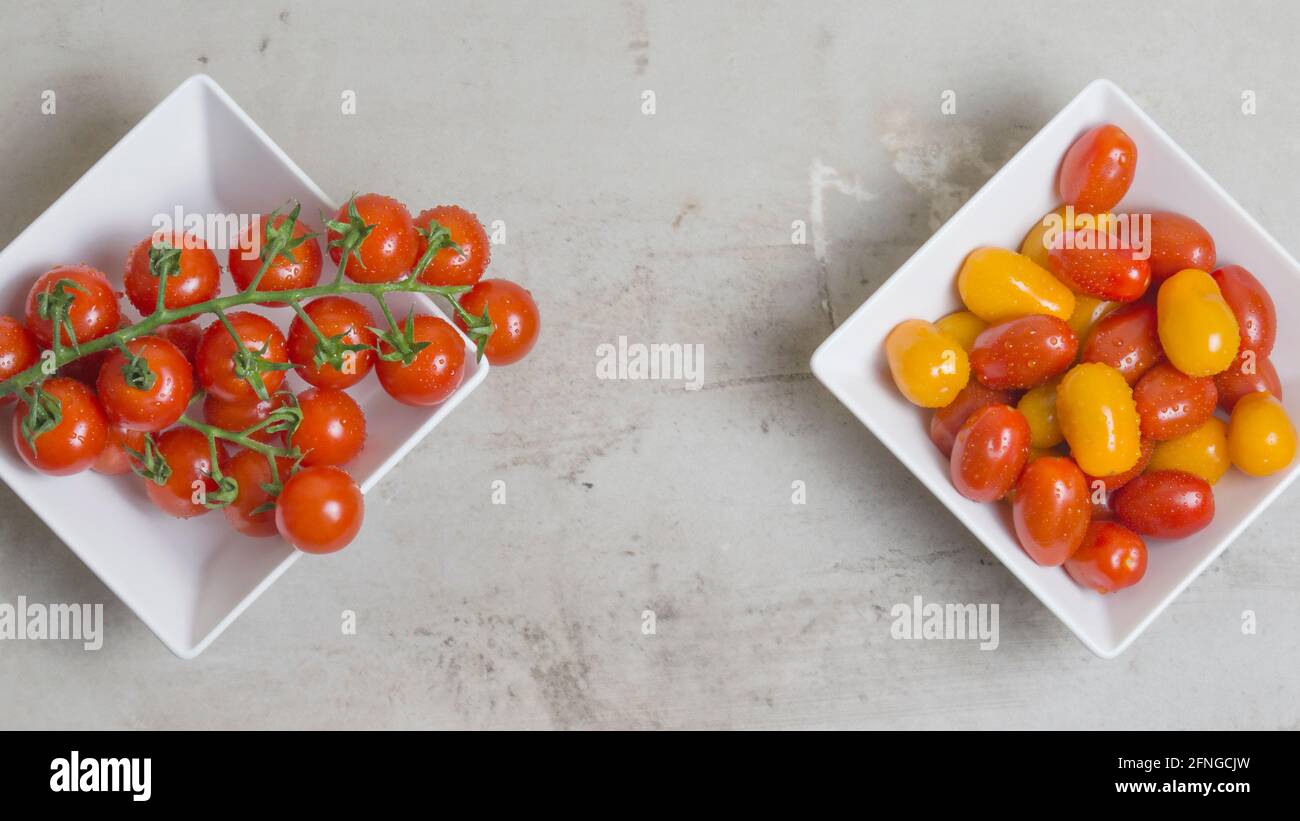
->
[1112,469,1214,539]
[1011,456,1091,566]
[956,248,1074,323]
[1211,265,1275,356]
[929,382,1014,457]
[934,311,987,353]
[1148,417,1229,485]
[1058,124,1137,213]
[1132,361,1217,441]
[1017,379,1063,449]
[12,377,109,475]
[1156,268,1239,377]
[1080,301,1163,385]
[949,404,1031,502]
[1065,521,1147,593]
[1227,392,1297,477]
[1215,351,1282,412]
[1047,229,1150,302]
[1067,295,1119,341]
[1142,211,1215,284]
[970,315,1077,391]
[1020,207,1117,271]
[1057,362,1142,477]
[885,319,969,408]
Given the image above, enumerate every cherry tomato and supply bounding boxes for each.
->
[1227,392,1297,477]
[929,382,1013,457]
[221,449,293,537]
[1215,351,1282,412]
[96,336,194,432]
[155,319,204,364]
[1143,211,1215,284]
[11,377,108,475]
[1156,268,1239,377]
[92,426,147,476]
[886,319,969,409]
[376,314,466,406]
[276,465,364,554]
[413,205,491,287]
[24,265,120,348]
[934,310,987,353]
[1020,206,1117,271]
[1017,379,1063,449]
[289,387,366,467]
[1058,124,1136,213]
[457,279,540,366]
[228,213,323,298]
[949,404,1030,502]
[1211,265,1275,356]
[194,312,290,402]
[203,392,285,444]
[1132,361,1217,441]
[1148,417,1229,485]
[1057,362,1142,477]
[1080,301,1163,385]
[145,427,223,518]
[1065,521,1147,593]
[957,247,1074,323]
[286,296,377,389]
[0,315,39,404]
[328,193,419,283]
[124,233,220,320]
[1080,436,1155,499]
[1048,230,1150,302]
[1111,469,1214,538]
[1011,456,1090,566]
[58,347,115,387]
[970,315,1077,390]
[1067,295,1119,341]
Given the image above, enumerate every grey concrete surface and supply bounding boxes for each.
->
[0,0,1298,729]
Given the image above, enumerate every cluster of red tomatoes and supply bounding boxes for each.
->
[0,193,539,554]
[886,124,1296,594]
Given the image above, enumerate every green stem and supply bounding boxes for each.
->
[177,414,285,459]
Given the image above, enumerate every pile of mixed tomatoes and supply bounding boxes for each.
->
[886,124,1296,593]
[0,193,539,554]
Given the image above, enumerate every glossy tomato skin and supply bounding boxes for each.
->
[1011,456,1091,566]
[1132,361,1217,441]
[1215,352,1282,412]
[1058,124,1137,213]
[289,387,366,467]
[886,319,970,408]
[376,314,466,406]
[0,315,40,404]
[228,213,323,298]
[1047,231,1150,302]
[275,465,364,554]
[414,205,491,287]
[930,382,1014,457]
[221,449,292,537]
[1080,436,1155,499]
[203,392,285,444]
[949,404,1031,502]
[195,312,289,402]
[24,265,120,348]
[456,279,540,366]
[11,377,108,475]
[1111,469,1214,539]
[156,320,203,365]
[328,194,418,283]
[96,336,194,432]
[124,233,220,319]
[1144,212,1215,283]
[1065,521,1147,593]
[286,296,377,389]
[1211,265,1275,356]
[92,426,147,475]
[970,315,1077,390]
[145,427,223,518]
[1080,301,1163,385]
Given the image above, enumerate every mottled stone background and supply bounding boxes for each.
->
[0,0,1297,729]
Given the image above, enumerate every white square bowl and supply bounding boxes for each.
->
[0,75,488,658]
[811,79,1300,658]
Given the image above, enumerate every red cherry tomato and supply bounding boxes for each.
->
[124,233,220,320]
[289,387,366,467]
[24,265,120,349]
[376,314,466,406]
[1111,469,1214,538]
[286,296,377,389]
[194,312,290,402]
[221,449,293,537]
[413,205,491,287]
[1065,521,1147,593]
[1132,362,1217,441]
[1058,124,1137,213]
[950,404,1031,502]
[1047,230,1150,302]
[1143,211,1215,284]
[92,426,147,475]
[1081,301,1163,385]
[970,315,1077,390]
[327,193,419,283]
[929,382,1014,457]
[1211,265,1275,356]
[1011,456,1091,566]
[203,392,285,444]
[96,336,195,432]
[1080,437,1155,504]
[455,279,540,366]
[11,377,108,475]
[1215,352,1282,412]
[144,427,223,519]
[155,319,204,364]
[228,213,323,298]
[275,465,364,554]
[0,315,40,404]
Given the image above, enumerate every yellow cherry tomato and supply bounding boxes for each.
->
[1227,392,1297,476]
[934,310,987,353]
[1147,417,1229,485]
[1019,206,1118,270]
[885,319,970,408]
[1157,268,1240,377]
[957,247,1075,323]
[1056,362,1141,476]
[1017,379,1063,448]
[1067,294,1119,341]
